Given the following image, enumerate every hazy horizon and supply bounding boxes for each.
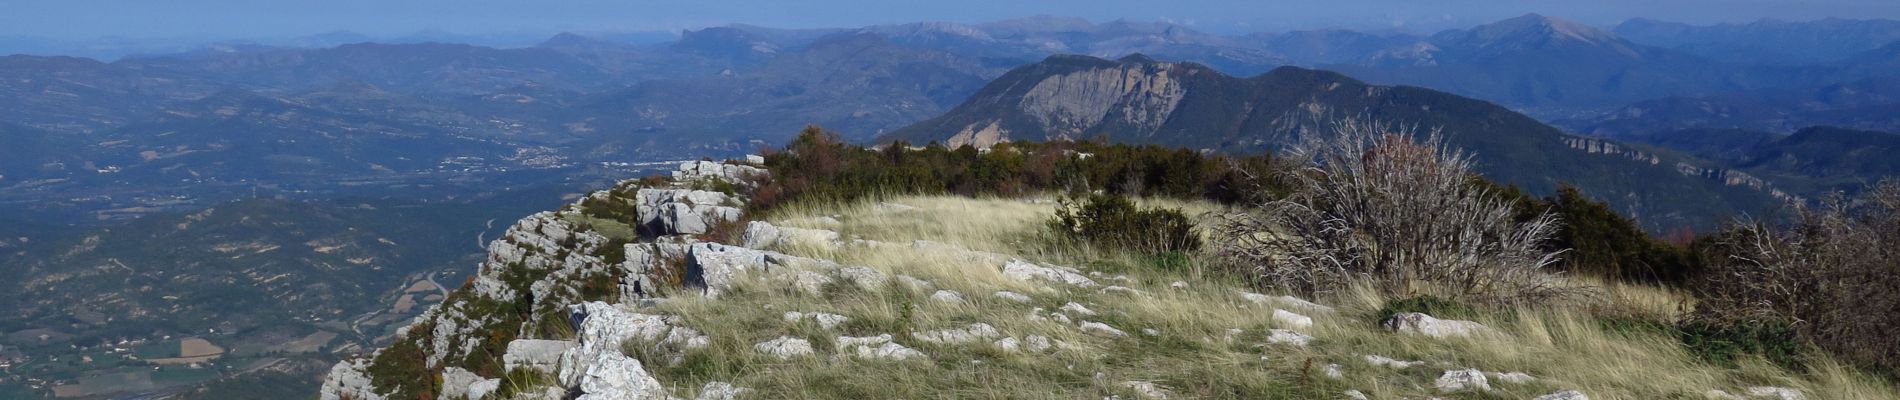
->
[10,0,1900,40]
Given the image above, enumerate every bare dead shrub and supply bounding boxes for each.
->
[1213,117,1577,305]
[1698,180,1900,377]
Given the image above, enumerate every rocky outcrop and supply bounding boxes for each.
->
[1381,312,1496,339]
[320,158,763,400]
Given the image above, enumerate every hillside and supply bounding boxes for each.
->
[1621,127,1900,194]
[318,156,1895,400]
[881,54,1784,230]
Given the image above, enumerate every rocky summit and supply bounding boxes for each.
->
[317,157,1827,399]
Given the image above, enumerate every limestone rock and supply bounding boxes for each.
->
[318,359,381,400]
[439,367,484,400]
[783,311,850,330]
[836,334,927,360]
[994,291,1032,302]
[1364,354,1425,369]
[1237,292,1335,313]
[930,290,967,304]
[1344,389,1369,400]
[696,381,751,400]
[1488,371,1535,384]
[1434,368,1491,392]
[739,221,780,249]
[1060,302,1098,316]
[1323,364,1345,379]
[1272,309,1313,330]
[838,266,889,290]
[1382,312,1494,339]
[1002,259,1098,287]
[573,350,668,400]
[1265,329,1315,346]
[1120,380,1172,399]
[754,336,815,359]
[1025,335,1055,352]
[1534,390,1590,400]
[504,339,575,373]
[1744,387,1806,400]
[1080,321,1129,337]
[913,323,1002,344]
[896,275,935,291]
[994,337,1022,352]
[467,378,501,400]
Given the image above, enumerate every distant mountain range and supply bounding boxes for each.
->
[883,54,1786,230]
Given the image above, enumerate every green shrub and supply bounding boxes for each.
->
[1375,295,1479,320]
[1047,194,1202,255]
[1677,317,1807,370]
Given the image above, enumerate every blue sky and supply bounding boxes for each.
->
[7,0,1900,39]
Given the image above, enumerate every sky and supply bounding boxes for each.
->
[6,0,1900,40]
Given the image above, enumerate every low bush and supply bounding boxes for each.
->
[1047,194,1202,255]
[1694,180,1900,379]
[1212,118,1576,305]
[1677,317,1807,370]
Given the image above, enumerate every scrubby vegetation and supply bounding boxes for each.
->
[1047,194,1202,256]
[1695,180,1900,379]
[752,125,1279,211]
[1210,118,1574,305]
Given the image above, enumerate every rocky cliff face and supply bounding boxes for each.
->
[320,159,775,400]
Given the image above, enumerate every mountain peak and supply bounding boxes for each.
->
[1480,13,1619,44]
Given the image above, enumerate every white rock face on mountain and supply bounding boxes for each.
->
[318,359,380,400]
[1382,312,1495,339]
[637,188,741,235]
[673,160,768,184]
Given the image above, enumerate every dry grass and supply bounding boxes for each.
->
[569,195,1895,400]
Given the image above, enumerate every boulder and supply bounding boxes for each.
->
[573,350,668,400]
[739,221,781,249]
[1060,302,1098,316]
[1025,335,1055,352]
[1382,312,1494,339]
[1434,368,1491,392]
